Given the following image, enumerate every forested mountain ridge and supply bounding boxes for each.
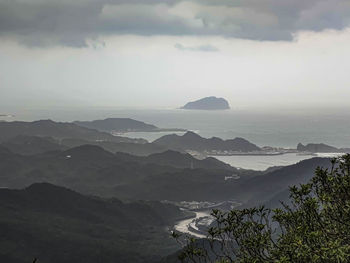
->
[0,183,189,263]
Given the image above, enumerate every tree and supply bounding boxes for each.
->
[174,154,350,263]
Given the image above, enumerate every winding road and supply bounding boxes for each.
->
[174,211,212,238]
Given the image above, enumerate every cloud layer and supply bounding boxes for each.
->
[1,0,350,47]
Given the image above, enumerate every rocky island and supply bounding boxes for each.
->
[181,96,230,110]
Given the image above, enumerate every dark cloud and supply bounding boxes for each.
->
[174,43,219,52]
[1,0,350,47]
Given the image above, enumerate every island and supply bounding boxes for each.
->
[181,96,230,110]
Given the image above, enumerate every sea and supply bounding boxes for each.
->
[3,107,349,170]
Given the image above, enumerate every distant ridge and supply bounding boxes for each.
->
[74,117,186,134]
[74,118,158,132]
[181,96,230,110]
[0,119,145,144]
[153,131,260,152]
[297,143,350,153]
[0,144,238,200]
[115,149,236,171]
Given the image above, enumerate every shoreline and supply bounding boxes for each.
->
[209,152,286,156]
[112,128,187,136]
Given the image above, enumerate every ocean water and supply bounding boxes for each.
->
[212,153,341,171]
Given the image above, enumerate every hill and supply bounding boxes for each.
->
[0,143,331,203]
[297,142,350,153]
[0,135,167,156]
[181,96,230,110]
[235,157,332,208]
[112,157,330,202]
[153,131,260,152]
[1,135,67,155]
[74,118,158,132]
[0,183,189,263]
[0,120,146,144]
[61,138,170,156]
[115,150,236,171]
[0,145,244,201]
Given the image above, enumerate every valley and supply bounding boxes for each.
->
[0,118,345,262]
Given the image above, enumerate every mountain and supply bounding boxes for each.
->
[159,157,336,263]
[235,157,332,208]
[61,138,170,156]
[153,131,260,152]
[297,142,350,153]
[145,150,232,170]
[113,157,333,202]
[297,142,338,152]
[0,183,189,263]
[181,96,230,110]
[0,145,245,201]
[1,134,168,157]
[115,150,236,171]
[0,120,145,144]
[74,118,158,132]
[1,135,67,155]
[0,141,332,203]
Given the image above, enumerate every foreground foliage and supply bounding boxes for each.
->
[175,154,350,263]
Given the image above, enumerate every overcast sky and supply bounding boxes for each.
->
[1,0,350,110]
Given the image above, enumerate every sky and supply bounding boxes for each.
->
[1,0,350,111]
